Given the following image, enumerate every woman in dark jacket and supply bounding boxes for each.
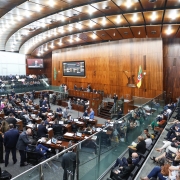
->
[0,124,4,163]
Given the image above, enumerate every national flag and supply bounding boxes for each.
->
[137,66,142,88]
[54,67,57,80]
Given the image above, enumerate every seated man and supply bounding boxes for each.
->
[145,134,152,149]
[56,107,62,113]
[6,113,17,128]
[128,136,146,157]
[165,124,180,141]
[112,152,140,169]
[83,109,88,117]
[108,157,134,180]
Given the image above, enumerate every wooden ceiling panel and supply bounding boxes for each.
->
[107,15,129,26]
[0,8,10,17]
[140,0,165,10]
[146,25,161,38]
[18,1,52,13]
[175,28,180,37]
[60,35,86,46]
[92,17,115,28]
[79,32,102,43]
[94,30,113,40]
[124,12,145,25]
[143,10,163,24]
[105,28,122,40]
[79,20,102,30]
[30,0,70,10]
[112,0,142,12]
[164,9,180,23]
[91,1,122,14]
[166,0,180,8]
[73,5,104,17]
[161,24,179,38]
[117,27,134,39]
[0,0,25,9]
[131,26,146,38]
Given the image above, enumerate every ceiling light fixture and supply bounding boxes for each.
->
[170,10,177,20]
[116,15,121,24]
[126,0,132,9]
[151,11,157,21]
[133,13,138,22]
[92,33,96,39]
[166,26,172,35]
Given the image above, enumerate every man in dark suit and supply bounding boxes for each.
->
[37,121,48,138]
[4,124,19,167]
[61,142,79,180]
[6,113,17,128]
[108,157,134,180]
[16,128,32,166]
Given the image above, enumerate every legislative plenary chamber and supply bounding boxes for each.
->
[0,0,180,180]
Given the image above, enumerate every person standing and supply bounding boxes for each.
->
[61,142,79,180]
[4,124,19,167]
[16,128,32,167]
[6,113,17,128]
[0,124,4,163]
[89,108,94,119]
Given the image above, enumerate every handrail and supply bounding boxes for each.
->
[11,91,165,180]
[11,128,105,180]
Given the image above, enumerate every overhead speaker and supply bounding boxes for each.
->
[149,0,157,2]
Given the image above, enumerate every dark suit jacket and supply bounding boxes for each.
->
[6,117,17,127]
[16,131,31,150]
[37,124,48,138]
[4,128,19,148]
[118,165,134,179]
[62,151,77,172]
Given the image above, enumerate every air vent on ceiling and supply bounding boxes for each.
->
[151,31,156,34]
[149,0,157,2]
[104,6,111,10]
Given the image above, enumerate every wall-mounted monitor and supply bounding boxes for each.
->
[62,61,85,77]
[27,59,44,68]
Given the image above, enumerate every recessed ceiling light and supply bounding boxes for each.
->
[126,0,132,8]
[151,11,157,21]
[138,31,140,35]
[132,13,138,22]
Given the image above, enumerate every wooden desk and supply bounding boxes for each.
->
[63,132,91,141]
[43,140,70,151]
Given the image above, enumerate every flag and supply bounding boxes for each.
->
[137,66,142,88]
[54,67,57,80]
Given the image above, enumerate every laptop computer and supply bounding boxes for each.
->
[51,137,58,144]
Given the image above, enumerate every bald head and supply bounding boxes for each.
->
[132,152,138,159]
[138,136,143,141]
[26,128,32,135]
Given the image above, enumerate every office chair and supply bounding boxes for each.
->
[52,124,64,140]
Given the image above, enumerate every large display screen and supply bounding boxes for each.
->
[62,61,85,77]
[27,59,44,68]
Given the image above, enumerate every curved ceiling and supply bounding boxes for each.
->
[0,0,180,57]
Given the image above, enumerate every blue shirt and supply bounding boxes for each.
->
[89,111,94,119]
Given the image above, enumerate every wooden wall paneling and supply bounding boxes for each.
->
[52,39,163,99]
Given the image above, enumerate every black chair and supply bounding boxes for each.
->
[53,124,64,139]
[130,166,139,179]
[26,145,44,165]
[137,157,144,167]
[138,150,149,158]
[147,144,153,152]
